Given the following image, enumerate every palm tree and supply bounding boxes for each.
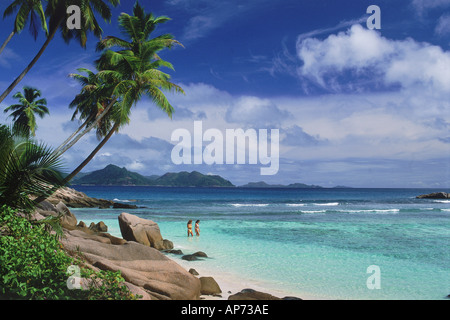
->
[51,67,117,156]
[0,0,48,56]
[4,86,49,137]
[0,0,120,104]
[0,124,65,212]
[62,1,184,183]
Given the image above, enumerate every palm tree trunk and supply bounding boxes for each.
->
[54,97,118,157]
[32,121,120,205]
[0,31,15,56]
[51,116,92,157]
[63,121,120,183]
[0,17,63,104]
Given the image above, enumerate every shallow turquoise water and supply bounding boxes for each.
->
[72,186,450,300]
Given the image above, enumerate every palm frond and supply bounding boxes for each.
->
[0,132,66,212]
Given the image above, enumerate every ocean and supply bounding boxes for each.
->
[70,186,449,300]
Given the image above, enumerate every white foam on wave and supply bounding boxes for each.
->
[298,210,327,214]
[433,200,450,203]
[286,203,306,207]
[231,203,269,207]
[344,209,400,214]
[313,202,339,206]
[113,198,132,203]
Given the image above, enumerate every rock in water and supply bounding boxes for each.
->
[113,202,138,209]
[193,251,208,258]
[416,192,449,199]
[228,289,282,300]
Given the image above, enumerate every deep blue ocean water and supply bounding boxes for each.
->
[70,186,449,300]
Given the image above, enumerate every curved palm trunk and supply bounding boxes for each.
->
[0,31,15,56]
[63,121,120,183]
[51,115,93,157]
[33,121,120,205]
[0,18,63,104]
[54,97,118,157]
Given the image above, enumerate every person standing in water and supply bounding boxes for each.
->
[195,220,200,236]
[187,220,193,237]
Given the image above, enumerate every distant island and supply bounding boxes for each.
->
[71,164,234,187]
[239,181,323,188]
[70,164,351,188]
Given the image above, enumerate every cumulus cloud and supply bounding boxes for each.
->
[296,24,450,93]
[225,96,291,127]
[282,125,328,147]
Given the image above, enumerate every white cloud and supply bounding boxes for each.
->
[5,77,448,187]
[296,24,450,93]
[435,14,450,36]
[166,0,273,42]
[411,0,450,12]
[127,160,145,171]
[0,47,20,68]
[225,96,291,127]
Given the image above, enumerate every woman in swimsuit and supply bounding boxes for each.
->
[187,220,193,237]
[195,220,200,236]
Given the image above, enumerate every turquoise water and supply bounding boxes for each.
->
[71,186,449,300]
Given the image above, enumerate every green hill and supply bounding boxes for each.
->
[71,165,234,187]
[72,164,151,185]
[152,171,234,187]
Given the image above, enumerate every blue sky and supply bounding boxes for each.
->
[1,0,450,187]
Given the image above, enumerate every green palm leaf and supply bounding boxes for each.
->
[4,86,49,137]
[60,1,185,184]
[0,125,65,212]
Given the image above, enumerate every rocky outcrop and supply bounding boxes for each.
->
[61,229,201,300]
[416,192,449,199]
[40,186,144,209]
[32,200,201,300]
[35,200,78,229]
[46,187,114,208]
[118,212,173,250]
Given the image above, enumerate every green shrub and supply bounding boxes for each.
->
[0,205,137,300]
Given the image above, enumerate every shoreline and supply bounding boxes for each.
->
[172,257,320,300]
[76,216,311,300]
[51,187,450,300]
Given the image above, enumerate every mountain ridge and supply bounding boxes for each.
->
[71,164,348,188]
[71,164,235,187]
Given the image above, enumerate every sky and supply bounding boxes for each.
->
[0,0,450,188]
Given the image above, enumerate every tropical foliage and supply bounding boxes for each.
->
[0,124,65,212]
[60,1,184,182]
[4,86,49,137]
[0,0,48,55]
[0,0,120,104]
[0,1,183,300]
[0,205,138,300]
